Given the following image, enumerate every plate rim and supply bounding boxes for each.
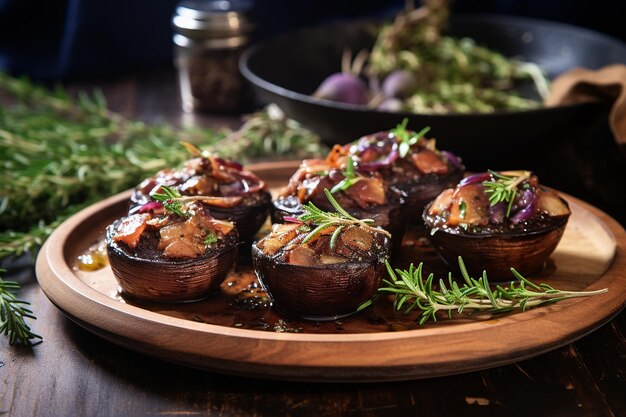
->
[35,162,626,381]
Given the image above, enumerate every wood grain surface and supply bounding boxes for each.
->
[2,70,626,417]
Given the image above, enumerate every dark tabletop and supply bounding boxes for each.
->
[2,70,625,417]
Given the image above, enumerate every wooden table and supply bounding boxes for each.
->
[2,70,626,417]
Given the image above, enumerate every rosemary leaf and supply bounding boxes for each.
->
[375,257,608,323]
[0,271,42,345]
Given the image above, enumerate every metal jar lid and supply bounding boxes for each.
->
[172,0,255,39]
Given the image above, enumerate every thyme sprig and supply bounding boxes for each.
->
[372,257,607,325]
[0,272,42,345]
[482,170,532,217]
[299,189,391,247]
[391,118,431,158]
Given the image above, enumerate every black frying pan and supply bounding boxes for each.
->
[240,14,626,171]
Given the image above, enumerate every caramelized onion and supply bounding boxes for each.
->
[357,141,399,172]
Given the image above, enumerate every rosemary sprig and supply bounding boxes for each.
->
[482,170,531,217]
[0,272,42,345]
[373,257,607,325]
[330,156,361,193]
[299,189,391,247]
[391,118,431,158]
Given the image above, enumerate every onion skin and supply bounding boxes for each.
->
[459,172,491,187]
[313,73,369,106]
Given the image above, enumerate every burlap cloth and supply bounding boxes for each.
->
[546,64,626,146]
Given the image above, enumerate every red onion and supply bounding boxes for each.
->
[459,172,491,187]
[510,190,537,224]
[441,151,462,170]
[313,73,369,106]
[489,202,506,224]
[219,171,266,196]
[357,142,399,172]
[353,132,392,153]
[138,201,164,213]
[283,216,303,224]
[214,157,243,171]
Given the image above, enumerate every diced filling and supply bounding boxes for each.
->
[279,159,389,211]
[132,156,266,209]
[326,127,461,183]
[280,124,461,212]
[111,201,235,259]
[256,222,386,267]
[425,171,571,234]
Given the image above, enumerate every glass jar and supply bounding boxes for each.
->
[172,0,254,113]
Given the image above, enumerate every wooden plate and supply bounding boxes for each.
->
[36,161,626,382]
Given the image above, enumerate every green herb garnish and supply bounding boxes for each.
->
[482,170,531,217]
[330,156,361,194]
[459,201,467,219]
[0,272,42,345]
[203,232,218,247]
[365,257,607,325]
[151,186,188,217]
[392,118,431,158]
[299,189,391,248]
